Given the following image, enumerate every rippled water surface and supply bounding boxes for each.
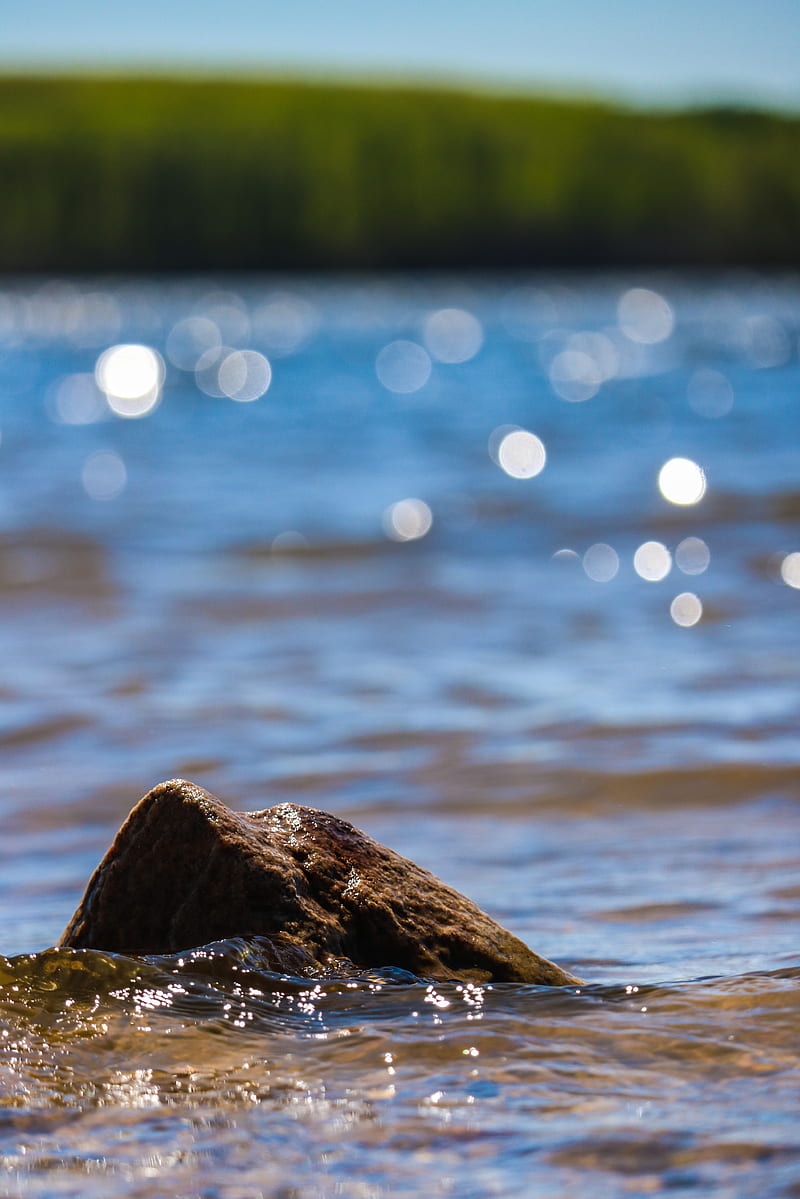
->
[0,273,798,1197]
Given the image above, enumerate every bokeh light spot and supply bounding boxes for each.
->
[549,349,602,402]
[217,350,272,402]
[780,552,800,589]
[618,288,674,344]
[383,498,433,542]
[49,373,106,424]
[194,347,231,398]
[252,292,316,357]
[95,344,164,418]
[739,315,792,368]
[676,536,710,575]
[166,316,222,371]
[567,331,620,382]
[194,291,250,344]
[423,308,483,364]
[272,531,309,553]
[488,424,519,464]
[82,450,126,501]
[670,592,703,626]
[633,540,672,581]
[658,457,706,505]
[495,429,546,479]
[583,543,619,582]
[687,368,734,419]
[376,341,432,393]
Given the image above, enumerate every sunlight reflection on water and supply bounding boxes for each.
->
[0,271,798,1199]
[95,343,164,418]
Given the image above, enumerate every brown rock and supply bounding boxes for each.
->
[59,779,578,985]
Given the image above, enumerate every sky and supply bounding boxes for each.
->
[4,0,800,111]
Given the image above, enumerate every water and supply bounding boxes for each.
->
[0,272,798,1197]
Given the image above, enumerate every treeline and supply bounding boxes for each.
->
[1,74,799,272]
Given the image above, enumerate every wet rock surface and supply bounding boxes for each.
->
[60,779,578,985]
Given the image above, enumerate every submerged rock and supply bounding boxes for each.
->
[60,779,578,985]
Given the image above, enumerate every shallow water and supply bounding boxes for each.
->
[0,272,798,1196]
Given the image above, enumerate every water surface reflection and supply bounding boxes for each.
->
[0,272,798,1197]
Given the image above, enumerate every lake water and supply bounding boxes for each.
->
[0,272,798,1197]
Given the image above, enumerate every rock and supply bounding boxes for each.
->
[59,779,578,985]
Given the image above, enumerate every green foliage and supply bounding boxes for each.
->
[0,75,797,272]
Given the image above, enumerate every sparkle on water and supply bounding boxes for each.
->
[95,343,164,418]
[217,349,272,402]
[583,542,620,582]
[375,339,432,393]
[658,456,707,505]
[81,448,127,501]
[567,330,620,382]
[251,291,317,357]
[165,314,222,371]
[617,287,675,344]
[194,345,234,398]
[675,536,711,576]
[633,540,672,582]
[0,272,798,1199]
[548,347,602,402]
[687,367,735,419]
[495,428,547,479]
[422,307,483,364]
[781,551,800,589]
[48,372,107,425]
[383,497,433,541]
[739,313,792,369]
[670,590,704,626]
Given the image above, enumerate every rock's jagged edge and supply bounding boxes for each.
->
[59,779,580,986]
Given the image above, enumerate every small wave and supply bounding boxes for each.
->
[231,536,393,563]
[383,760,800,819]
[1,940,797,1142]
[3,939,797,1025]
[175,582,480,625]
[0,528,113,600]
[0,939,434,1036]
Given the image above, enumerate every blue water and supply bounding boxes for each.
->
[0,272,798,1197]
